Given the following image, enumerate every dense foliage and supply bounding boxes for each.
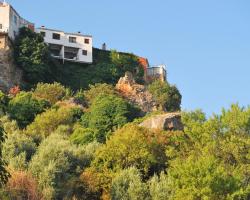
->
[148,80,182,111]
[0,79,249,200]
[2,27,249,200]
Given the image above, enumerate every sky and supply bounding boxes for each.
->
[6,0,250,116]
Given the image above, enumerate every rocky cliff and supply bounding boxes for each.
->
[116,72,158,113]
[0,34,22,92]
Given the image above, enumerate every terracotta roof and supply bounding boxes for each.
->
[138,57,149,70]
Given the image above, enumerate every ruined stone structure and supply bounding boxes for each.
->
[116,72,158,113]
[139,112,183,131]
[0,33,22,92]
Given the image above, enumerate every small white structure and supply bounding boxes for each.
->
[147,64,167,82]
[36,27,93,63]
[0,2,34,40]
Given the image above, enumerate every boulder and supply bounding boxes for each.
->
[139,112,183,131]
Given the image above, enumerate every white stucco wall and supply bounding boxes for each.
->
[0,3,34,40]
[0,4,10,34]
[36,28,93,63]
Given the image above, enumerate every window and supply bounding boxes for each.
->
[40,31,46,37]
[84,38,90,44]
[13,15,17,24]
[69,36,76,43]
[82,50,87,56]
[0,24,2,29]
[52,33,60,40]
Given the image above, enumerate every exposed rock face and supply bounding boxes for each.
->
[116,72,158,113]
[139,112,183,131]
[0,35,22,92]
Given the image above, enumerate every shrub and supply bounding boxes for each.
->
[33,82,67,104]
[7,92,49,128]
[0,90,8,116]
[148,80,182,111]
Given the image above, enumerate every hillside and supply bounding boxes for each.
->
[0,27,249,200]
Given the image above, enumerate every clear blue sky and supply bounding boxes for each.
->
[7,0,250,115]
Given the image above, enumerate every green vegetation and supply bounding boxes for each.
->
[148,80,182,111]
[14,28,144,90]
[0,27,248,200]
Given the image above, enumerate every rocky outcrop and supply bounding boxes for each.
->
[0,35,22,92]
[139,112,183,131]
[116,72,158,113]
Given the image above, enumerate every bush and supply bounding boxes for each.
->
[0,90,8,116]
[33,82,67,104]
[7,92,49,128]
[148,80,182,111]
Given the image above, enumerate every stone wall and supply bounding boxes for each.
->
[0,34,22,92]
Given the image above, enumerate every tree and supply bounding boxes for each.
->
[81,94,134,143]
[7,92,49,128]
[14,27,53,86]
[70,125,95,145]
[33,82,67,104]
[83,125,167,196]
[111,167,149,200]
[148,80,181,111]
[25,107,75,141]
[29,134,98,199]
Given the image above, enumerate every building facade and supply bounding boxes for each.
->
[0,2,34,41]
[36,27,93,63]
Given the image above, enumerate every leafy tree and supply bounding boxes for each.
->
[70,125,95,145]
[29,133,97,199]
[83,125,167,195]
[148,80,181,111]
[2,170,42,200]
[33,82,67,104]
[7,92,49,128]
[148,172,170,200]
[25,107,75,141]
[14,27,53,86]
[81,94,134,143]
[84,83,116,105]
[2,132,36,170]
[111,167,149,200]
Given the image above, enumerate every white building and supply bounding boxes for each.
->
[36,27,93,63]
[0,2,34,40]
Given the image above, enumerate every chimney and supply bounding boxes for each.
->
[102,43,107,50]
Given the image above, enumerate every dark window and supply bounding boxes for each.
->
[84,38,90,44]
[82,50,87,56]
[0,24,2,29]
[69,36,76,43]
[13,15,17,24]
[40,31,46,37]
[52,33,60,40]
